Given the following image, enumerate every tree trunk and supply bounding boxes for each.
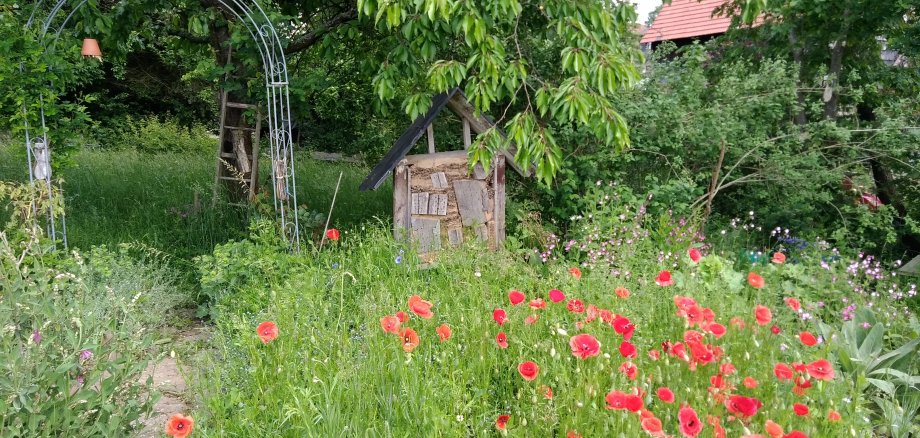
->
[789,28,807,125]
[703,140,727,224]
[823,40,844,120]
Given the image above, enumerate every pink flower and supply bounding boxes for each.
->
[549,289,566,303]
[569,334,601,359]
[688,248,702,263]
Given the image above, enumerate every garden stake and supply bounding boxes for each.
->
[320,171,344,250]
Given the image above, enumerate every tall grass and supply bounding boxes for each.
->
[0,140,391,262]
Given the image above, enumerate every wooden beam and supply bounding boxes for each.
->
[493,155,506,244]
[393,162,411,240]
[462,118,471,150]
[426,124,435,154]
[445,92,528,176]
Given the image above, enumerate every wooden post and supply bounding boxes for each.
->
[249,109,262,200]
[462,118,471,150]
[393,161,411,240]
[426,124,435,154]
[493,155,506,244]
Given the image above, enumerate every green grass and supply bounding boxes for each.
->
[0,141,391,261]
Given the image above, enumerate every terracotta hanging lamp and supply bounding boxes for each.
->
[81,38,102,60]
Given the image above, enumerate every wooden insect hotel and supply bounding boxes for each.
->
[359,88,528,253]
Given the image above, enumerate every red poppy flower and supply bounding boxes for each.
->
[707,323,727,338]
[619,340,637,358]
[380,315,401,334]
[569,267,582,278]
[395,311,410,323]
[793,375,812,396]
[655,270,674,286]
[549,289,566,303]
[805,359,835,381]
[400,328,420,352]
[566,431,581,438]
[569,333,601,359]
[783,432,808,438]
[529,298,546,309]
[754,305,772,326]
[614,286,630,299]
[518,361,539,381]
[541,385,553,399]
[508,290,526,305]
[625,394,644,412]
[748,272,765,288]
[495,414,510,430]
[605,390,628,410]
[827,410,841,422]
[799,331,817,346]
[744,376,759,388]
[793,403,809,416]
[678,405,703,437]
[436,324,451,342]
[493,308,507,325]
[619,361,638,380]
[165,413,194,438]
[730,317,746,330]
[784,297,801,311]
[772,252,786,264]
[495,332,508,348]
[656,387,675,403]
[720,363,737,376]
[566,299,585,313]
[517,314,535,325]
[687,247,702,262]
[408,295,434,319]
[774,363,794,380]
[726,395,762,418]
[641,417,663,435]
[770,325,781,335]
[765,420,784,438]
[257,321,279,344]
[325,228,340,241]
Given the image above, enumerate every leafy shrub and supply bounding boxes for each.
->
[0,181,182,436]
[93,115,215,154]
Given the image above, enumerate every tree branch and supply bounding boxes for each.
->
[165,28,211,44]
[285,7,357,55]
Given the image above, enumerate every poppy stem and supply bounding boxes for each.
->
[319,171,344,250]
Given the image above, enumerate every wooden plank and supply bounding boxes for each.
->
[436,194,448,216]
[899,255,920,276]
[427,194,439,216]
[231,129,251,174]
[431,172,448,189]
[417,192,430,214]
[410,193,420,215]
[405,150,469,168]
[447,228,463,246]
[453,180,488,226]
[249,111,261,200]
[493,155,506,243]
[427,124,435,154]
[393,163,411,240]
[412,218,441,253]
[463,118,471,150]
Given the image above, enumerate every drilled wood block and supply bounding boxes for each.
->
[435,194,448,216]
[447,228,463,246]
[431,172,449,189]
[417,192,430,214]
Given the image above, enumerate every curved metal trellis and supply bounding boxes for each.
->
[21,0,301,248]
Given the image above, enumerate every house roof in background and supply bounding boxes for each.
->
[640,0,732,44]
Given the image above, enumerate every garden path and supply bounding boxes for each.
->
[137,319,210,438]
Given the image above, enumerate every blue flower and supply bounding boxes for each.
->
[395,255,402,264]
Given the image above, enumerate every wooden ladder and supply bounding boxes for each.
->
[213,89,261,204]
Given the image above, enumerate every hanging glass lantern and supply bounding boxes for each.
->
[81,38,102,60]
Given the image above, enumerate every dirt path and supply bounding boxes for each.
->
[137,322,210,438]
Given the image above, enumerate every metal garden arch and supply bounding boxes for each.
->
[21,0,301,247]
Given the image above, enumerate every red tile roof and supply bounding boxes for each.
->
[640,0,732,44]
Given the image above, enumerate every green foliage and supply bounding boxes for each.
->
[93,115,215,154]
[0,181,179,437]
[360,0,644,184]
